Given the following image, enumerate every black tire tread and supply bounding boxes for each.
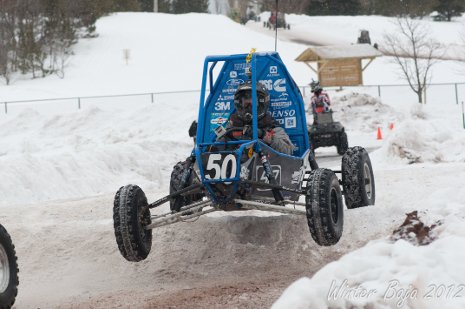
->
[0,224,18,309]
[113,185,152,262]
[169,161,202,212]
[342,146,376,209]
[337,131,349,155]
[305,169,343,246]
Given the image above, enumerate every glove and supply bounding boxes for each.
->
[263,129,275,144]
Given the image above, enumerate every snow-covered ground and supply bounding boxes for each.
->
[0,12,465,308]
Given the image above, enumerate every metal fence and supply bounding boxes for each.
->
[299,82,465,106]
[2,82,465,115]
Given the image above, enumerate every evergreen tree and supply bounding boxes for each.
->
[172,0,208,14]
[307,0,362,16]
[434,0,464,21]
[158,0,173,13]
[112,0,140,11]
[138,0,153,12]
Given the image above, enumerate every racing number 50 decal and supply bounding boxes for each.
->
[205,154,237,184]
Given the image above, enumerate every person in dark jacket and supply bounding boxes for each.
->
[226,81,295,155]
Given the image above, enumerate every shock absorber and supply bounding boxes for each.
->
[180,154,196,186]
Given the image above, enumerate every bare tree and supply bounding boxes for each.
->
[383,17,440,104]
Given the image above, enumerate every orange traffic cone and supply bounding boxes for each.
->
[389,122,394,130]
[377,127,383,140]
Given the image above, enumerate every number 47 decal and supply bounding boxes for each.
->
[205,154,237,184]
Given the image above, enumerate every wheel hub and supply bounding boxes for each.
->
[330,188,339,223]
[0,243,10,293]
[363,163,372,200]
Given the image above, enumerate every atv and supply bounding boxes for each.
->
[0,223,18,308]
[264,11,290,30]
[308,110,349,155]
[112,51,375,262]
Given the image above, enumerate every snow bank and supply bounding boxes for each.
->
[330,92,401,132]
[273,183,465,309]
[0,101,197,206]
[373,105,465,164]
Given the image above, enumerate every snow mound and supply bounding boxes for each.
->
[328,92,401,133]
[374,105,465,164]
[272,186,465,309]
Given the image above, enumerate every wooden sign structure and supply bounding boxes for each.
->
[295,45,382,87]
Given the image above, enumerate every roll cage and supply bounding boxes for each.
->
[192,52,311,202]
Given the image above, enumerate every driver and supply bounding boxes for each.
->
[226,81,295,155]
[310,80,331,114]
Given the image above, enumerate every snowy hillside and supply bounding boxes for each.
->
[0,12,464,308]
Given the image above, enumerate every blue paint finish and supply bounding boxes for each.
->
[194,52,310,200]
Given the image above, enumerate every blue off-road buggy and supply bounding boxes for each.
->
[113,52,376,262]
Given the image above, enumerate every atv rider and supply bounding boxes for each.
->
[226,81,295,155]
[310,81,331,114]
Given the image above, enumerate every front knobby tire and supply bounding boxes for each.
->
[305,169,344,246]
[113,185,152,262]
[342,146,376,209]
[0,224,18,309]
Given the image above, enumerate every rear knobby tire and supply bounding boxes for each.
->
[0,224,18,309]
[305,169,344,246]
[342,146,375,209]
[170,161,202,212]
[337,131,349,155]
[113,185,152,262]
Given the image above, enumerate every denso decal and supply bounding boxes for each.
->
[271,109,296,118]
[273,79,286,92]
[215,101,231,111]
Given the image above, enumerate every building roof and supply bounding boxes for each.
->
[295,44,383,62]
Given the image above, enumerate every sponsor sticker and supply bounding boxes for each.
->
[256,165,282,191]
[271,109,296,118]
[214,101,231,111]
[259,79,273,91]
[234,63,247,70]
[271,101,292,109]
[285,117,297,129]
[273,79,286,92]
[211,117,229,125]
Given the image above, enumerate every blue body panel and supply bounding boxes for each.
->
[194,52,310,202]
